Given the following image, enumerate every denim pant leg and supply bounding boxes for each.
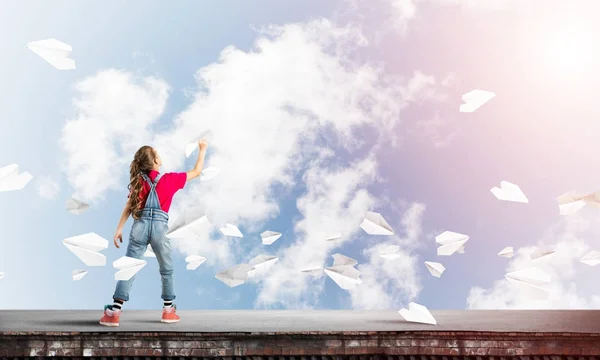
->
[150,220,176,301]
[113,219,149,302]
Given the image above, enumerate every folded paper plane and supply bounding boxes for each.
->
[219,223,243,238]
[490,181,528,203]
[435,231,469,256]
[248,255,278,278]
[300,265,322,276]
[398,302,436,325]
[332,253,358,267]
[72,269,87,281]
[261,230,282,245]
[143,245,156,258]
[185,255,207,270]
[580,251,600,266]
[529,248,555,261]
[498,246,514,258]
[557,191,600,215]
[167,214,209,239]
[324,265,362,290]
[379,245,401,260]
[66,197,89,215]
[505,267,550,300]
[0,272,5,280]
[0,163,33,192]
[325,233,342,241]
[113,256,147,281]
[424,261,445,278]
[185,142,198,158]
[459,89,495,113]
[325,253,362,290]
[200,166,221,181]
[360,211,394,235]
[215,263,255,287]
[27,38,76,70]
[63,232,108,266]
[184,131,212,158]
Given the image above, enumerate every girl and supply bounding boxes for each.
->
[99,139,208,327]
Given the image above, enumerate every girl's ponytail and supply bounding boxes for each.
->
[127,145,157,220]
[128,160,144,220]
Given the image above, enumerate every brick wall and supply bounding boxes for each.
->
[1,331,600,358]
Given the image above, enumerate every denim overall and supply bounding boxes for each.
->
[113,173,175,302]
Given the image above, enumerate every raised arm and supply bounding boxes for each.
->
[186,139,208,181]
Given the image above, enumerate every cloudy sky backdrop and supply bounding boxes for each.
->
[1,0,600,311]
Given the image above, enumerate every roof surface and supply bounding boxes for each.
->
[1,310,599,333]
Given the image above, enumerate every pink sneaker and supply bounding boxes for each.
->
[99,305,121,327]
[161,305,180,323]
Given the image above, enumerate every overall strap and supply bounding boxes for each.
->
[141,172,162,210]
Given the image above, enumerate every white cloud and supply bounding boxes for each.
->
[467,213,600,309]
[60,19,446,284]
[350,202,425,309]
[254,154,378,308]
[36,176,60,200]
[59,69,170,202]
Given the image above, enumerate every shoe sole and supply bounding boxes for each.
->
[99,321,119,327]
[160,318,180,323]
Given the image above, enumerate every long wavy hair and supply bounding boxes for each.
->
[128,146,157,220]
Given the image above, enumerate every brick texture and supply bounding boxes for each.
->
[1,331,600,358]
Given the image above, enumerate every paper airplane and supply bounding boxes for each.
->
[457,245,465,254]
[332,253,358,267]
[398,302,437,325]
[325,233,342,241]
[300,266,322,276]
[185,142,198,158]
[185,255,206,270]
[435,231,469,256]
[324,253,362,290]
[143,245,156,258]
[0,164,33,192]
[498,246,514,258]
[505,267,550,300]
[200,166,221,181]
[490,181,528,203]
[0,272,5,280]
[557,191,600,215]
[324,265,362,290]
[247,255,278,277]
[63,232,109,266]
[580,251,600,266]
[459,89,495,113]
[66,197,89,215]
[219,223,243,238]
[167,214,209,239]
[261,230,282,245]
[529,248,555,261]
[379,245,401,260]
[360,211,394,235]
[184,131,212,157]
[215,263,255,287]
[27,38,76,70]
[72,269,87,281]
[113,256,147,281]
[424,261,445,278]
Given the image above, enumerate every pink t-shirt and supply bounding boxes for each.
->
[129,170,187,213]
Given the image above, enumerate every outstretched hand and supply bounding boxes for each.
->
[114,230,123,249]
[198,138,208,151]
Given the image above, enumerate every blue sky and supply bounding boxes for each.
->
[2,0,600,312]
